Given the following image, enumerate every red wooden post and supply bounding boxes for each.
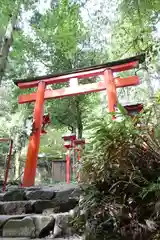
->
[22,81,46,187]
[62,134,76,184]
[66,150,70,183]
[77,150,81,162]
[104,69,117,113]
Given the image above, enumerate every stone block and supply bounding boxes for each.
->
[2,216,35,238]
[52,212,73,238]
[0,193,5,201]
[31,214,54,237]
[52,183,80,202]
[0,215,27,228]
[25,189,56,200]
[42,208,55,215]
[52,198,78,213]
[6,185,19,191]
[2,189,25,201]
[0,201,32,215]
[31,200,55,214]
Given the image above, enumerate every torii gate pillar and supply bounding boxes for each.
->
[104,69,117,113]
[22,81,46,187]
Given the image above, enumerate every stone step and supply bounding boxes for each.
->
[0,214,54,238]
[0,183,80,202]
[0,212,81,239]
[0,198,78,215]
[0,184,81,239]
[0,183,80,215]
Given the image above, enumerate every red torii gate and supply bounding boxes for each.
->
[13,54,145,187]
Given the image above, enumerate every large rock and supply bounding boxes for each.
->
[23,184,80,201]
[0,215,27,228]
[32,198,78,214]
[52,198,78,213]
[52,183,80,202]
[42,208,55,215]
[31,214,54,237]
[0,199,74,215]
[52,212,74,238]
[0,199,77,215]
[31,200,55,214]
[0,193,5,201]
[2,216,35,238]
[1,189,25,201]
[25,189,56,200]
[0,215,27,236]
[0,201,32,215]
[6,185,19,191]
[46,183,80,213]
[42,199,78,215]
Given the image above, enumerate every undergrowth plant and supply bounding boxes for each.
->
[76,105,160,240]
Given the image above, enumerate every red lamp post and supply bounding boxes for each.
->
[62,133,76,183]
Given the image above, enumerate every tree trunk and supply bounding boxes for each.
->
[143,65,158,122]
[75,98,83,139]
[13,118,28,180]
[0,12,19,82]
[14,152,21,180]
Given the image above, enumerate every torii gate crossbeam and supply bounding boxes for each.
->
[13,54,145,187]
[19,76,139,104]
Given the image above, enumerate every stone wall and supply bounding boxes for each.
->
[52,160,66,182]
[0,157,73,185]
[38,159,73,184]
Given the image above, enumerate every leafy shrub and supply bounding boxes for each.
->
[77,107,160,240]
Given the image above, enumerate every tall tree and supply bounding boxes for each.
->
[0,0,38,83]
[107,0,160,107]
[20,0,101,138]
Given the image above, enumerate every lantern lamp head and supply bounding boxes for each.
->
[62,133,76,149]
[41,113,51,135]
[123,103,143,117]
[74,138,85,150]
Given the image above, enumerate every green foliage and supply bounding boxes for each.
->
[0,0,102,168]
[39,127,65,158]
[140,179,160,199]
[108,0,160,105]
[20,0,100,136]
[110,0,160,69]
[28,0,87,71]
[76,108,160,239]
[155,92,160,104]
[119,0,160,21]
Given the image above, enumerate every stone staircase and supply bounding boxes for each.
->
[0,183,81,239]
